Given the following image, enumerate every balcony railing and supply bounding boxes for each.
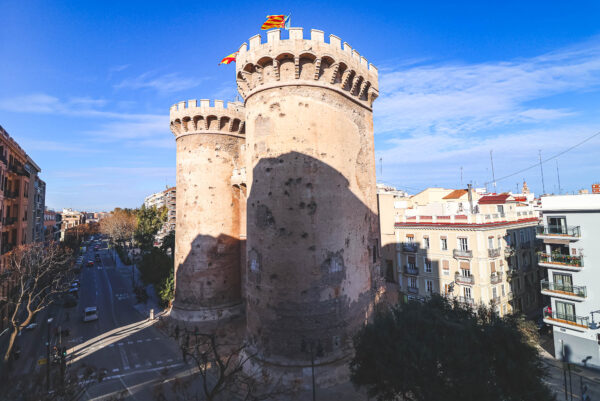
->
[453,249,473,259]
[543,306,589,329]
[537,225,581,238]
[457,296,474,305]
[402,243,418,253]
[404,265,419,275]
[455,273,475,285]
[538,252,583,268]
[407,286,419,294]
[541,280,586,298]
[488,248,501,258]
[490,272,503,284]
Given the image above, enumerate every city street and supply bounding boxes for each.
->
[9,239,188,400]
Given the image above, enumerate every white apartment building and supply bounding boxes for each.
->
[144,191,166,209]
[379,186,543,316]
[539,194,600,368]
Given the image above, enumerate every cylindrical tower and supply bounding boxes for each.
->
[169,99,246,322]
[236,28,380,385]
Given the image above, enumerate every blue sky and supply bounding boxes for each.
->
[1,1,600,210]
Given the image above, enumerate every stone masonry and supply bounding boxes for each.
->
[169,28,380,387]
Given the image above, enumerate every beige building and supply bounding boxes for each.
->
[379,186,543,316]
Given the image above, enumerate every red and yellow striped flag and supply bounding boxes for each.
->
[219,52,237,65]
[261,15,287,30]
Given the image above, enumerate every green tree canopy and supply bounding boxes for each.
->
[350,295,554,401]
[134,204,167,250]
[138,247,172,287]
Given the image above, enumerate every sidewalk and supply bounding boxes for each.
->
[112,249,166,320]
[538,345,600,385]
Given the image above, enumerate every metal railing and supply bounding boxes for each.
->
[537,225,581,238]
[490,272,503,284]
[402,243,418,252]
[538,252,583,268]
[453,249,473,258]
[488,248,501,258]
[540,280,586,298]
[404,265,419,275]
[407,286,419,294]
[457,296,474,305]
[455,273,474,285]
[543,306,589,328]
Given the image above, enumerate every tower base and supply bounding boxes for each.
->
[168,302,244,323]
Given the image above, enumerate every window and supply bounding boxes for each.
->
[464,287,472,299]
[461,268,471,277]
[408,256,416,269]
[488,236,494,249]
[501,284,505,296]
[424,259,432,273]
[492,287,498,299]
[441,237,448,250]
[406,235,414,244]
[519,230,524,244]
[547,216,567,235]
[553,273,573,293]
[458,237,468,251]
[425,280,433,293]
[497,205,504,214]
[408,276,418,289]
[490,261,496,275]
[423,236,430,249]
[442,260,450,276]
[555,301,576,322]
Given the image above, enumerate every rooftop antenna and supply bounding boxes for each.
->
[538,150,546,194]
[489,150,497,192]
[556,160,562,194]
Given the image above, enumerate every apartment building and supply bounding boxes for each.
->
[379,186,542,316]
[44,208,60,241]
[154,186,176,247]
[539,194,600,369]
[60,208,85,241]
[0,125,44,331]
[31,174,46,243]
[144,190,166,209]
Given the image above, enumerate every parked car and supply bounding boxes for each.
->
[83,307,98,322]
[87,260,94,267]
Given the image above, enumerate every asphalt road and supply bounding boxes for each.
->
[12,240,188,400]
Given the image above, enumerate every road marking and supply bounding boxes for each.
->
[146,339,151,342]
[118,342,130,371]
[145,361,152,367]
[155,360,163,365]
[134,364,141,368]
[123,366,130,370]
[167,358,173,362]
[112,368,119,372]
[109,344,114,347]
[154,337,160,340]
[118,376,135,399]
[136,340,143,343]
[127,341,133,344]
[118,342,124,346]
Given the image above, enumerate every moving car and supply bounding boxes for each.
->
[83,307,98,322]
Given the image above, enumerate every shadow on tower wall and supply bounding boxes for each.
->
[244,151,381,366]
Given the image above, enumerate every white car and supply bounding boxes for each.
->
[83,307,98,322]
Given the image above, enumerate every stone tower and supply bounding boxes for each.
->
[236,28,380,385]
[169,100,246,322]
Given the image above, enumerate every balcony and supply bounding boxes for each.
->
[490,272,503,284]
[488,248,501,258]
[407,286,419,294]
[538,252,583,271]
[453,249,473,259]
[4,190,17,199]
[536,225,580,241]
[457,296,474,306]
[540,280,586,301]
[404,265,419,275]
[455,273,474,285]
[402,243,418,253]
[543,306,589,331]
[3,217,17,226]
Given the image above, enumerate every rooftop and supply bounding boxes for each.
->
[541,194,600,212]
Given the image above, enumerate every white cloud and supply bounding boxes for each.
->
[114,72,206,93]
[375,39,600,134]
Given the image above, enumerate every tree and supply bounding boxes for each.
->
[135,205,167,251]
[350,295,555,401]
[137,248,172,287]
[153,324,292,401]
[99,208,137,250]
[2,242,73,364]
[156,268,174,308]
[160,230,175,257]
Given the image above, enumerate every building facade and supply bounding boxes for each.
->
[539,194,600,369]
[380,187,542,317]
[60,208,85,241]
[144,190,166,209]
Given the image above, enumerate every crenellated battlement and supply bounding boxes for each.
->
[235,28,379,109]
[170,99,245,138]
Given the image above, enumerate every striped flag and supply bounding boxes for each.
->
[261,14,290,30]
[219,52,238,65]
